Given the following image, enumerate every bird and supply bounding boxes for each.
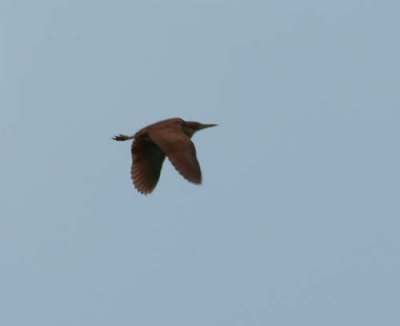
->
[113,118,217,195]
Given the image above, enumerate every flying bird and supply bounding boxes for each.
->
[113,118,217,195]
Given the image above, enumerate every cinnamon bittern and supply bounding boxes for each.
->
[113,118,217,195]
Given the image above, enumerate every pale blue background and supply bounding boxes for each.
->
[1,1,399,325]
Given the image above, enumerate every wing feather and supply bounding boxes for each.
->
[148,124,202,184]
[131,138,165,194]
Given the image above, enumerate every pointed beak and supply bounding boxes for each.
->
[198,123,218,130]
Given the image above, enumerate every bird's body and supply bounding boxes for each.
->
[113,118,217,195]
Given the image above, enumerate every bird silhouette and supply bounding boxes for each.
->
[113,118,217,194]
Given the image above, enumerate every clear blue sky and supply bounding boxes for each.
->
[1,1,399,325]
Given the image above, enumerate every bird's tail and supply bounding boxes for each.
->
[112,134,134,141]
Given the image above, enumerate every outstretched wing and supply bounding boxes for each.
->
[148,124,202,184]
[131,138,166,194]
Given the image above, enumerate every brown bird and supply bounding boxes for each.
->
[113,118,217,195]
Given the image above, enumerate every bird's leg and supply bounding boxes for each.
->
[112,134,135,141]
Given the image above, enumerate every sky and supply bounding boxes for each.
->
[1,0,399,325]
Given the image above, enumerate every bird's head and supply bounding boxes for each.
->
[182,120,217,138]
